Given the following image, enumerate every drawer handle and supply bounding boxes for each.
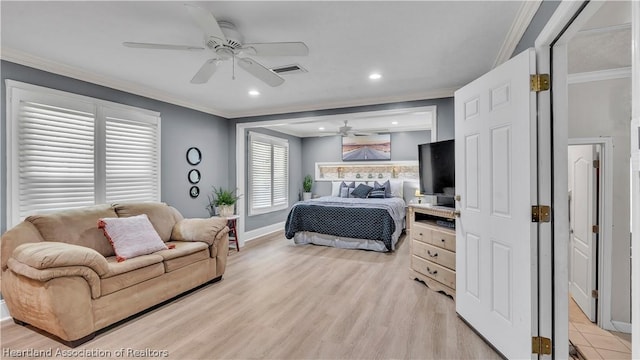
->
[440,238,446,243]
[426,267,438,275]
[427,250,438,258]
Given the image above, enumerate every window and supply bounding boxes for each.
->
[6,80,160,226]
[248,131,289,215]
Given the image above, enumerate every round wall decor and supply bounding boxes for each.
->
[186,147,202,165]
[189,186,200,198]
[188,169,201,184]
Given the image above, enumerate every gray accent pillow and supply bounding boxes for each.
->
[351,183,373,198]
[368,188,386,198]
[339,181,355,198]
[374,180,392,198]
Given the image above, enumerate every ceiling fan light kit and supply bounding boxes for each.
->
[123,4,309,87]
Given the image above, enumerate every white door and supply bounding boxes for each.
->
[568,144,598,322]
[455,48,538,359]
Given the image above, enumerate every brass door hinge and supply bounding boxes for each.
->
[532,336,552,355]
[532,205,551,223]
[592,289,599,299]
[592,225,599,233]
[530,74,550,92]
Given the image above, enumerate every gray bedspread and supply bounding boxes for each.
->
[284,196,406,251]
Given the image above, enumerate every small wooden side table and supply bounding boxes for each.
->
[222,215,240,252]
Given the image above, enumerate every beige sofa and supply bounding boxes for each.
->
[0,202,229,347]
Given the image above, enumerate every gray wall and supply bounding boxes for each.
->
[569,78,632,323]
[302,131,431,197]
[1,60,229,229]
[512,0,562,56]
[243,127,302,232]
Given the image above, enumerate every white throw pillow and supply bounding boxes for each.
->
[98,214,169,262]
[331,181,342,197]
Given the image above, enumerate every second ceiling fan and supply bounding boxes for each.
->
[123,4,309,87]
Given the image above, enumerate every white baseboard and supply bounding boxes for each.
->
[1,299,10,321]
[243,221,285,244]
[611,320,632,334]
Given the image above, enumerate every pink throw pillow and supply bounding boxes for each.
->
[98,214,168,262]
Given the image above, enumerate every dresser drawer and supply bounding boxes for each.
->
[412,240,455,270]
[411,255,456,289]
[411,222,432,243]
[428,228,456,252]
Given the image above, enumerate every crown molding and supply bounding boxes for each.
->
[1,47,232,118]
[567,67,632,84]
[493,0,542,68]
[2,47,456,120]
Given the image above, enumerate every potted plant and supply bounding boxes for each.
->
[302,174,313,201]
[206,186,242,217]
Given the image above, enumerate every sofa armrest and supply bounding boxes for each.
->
[171,218,229,246]
[6,259,102,299]
[11,242,109,277]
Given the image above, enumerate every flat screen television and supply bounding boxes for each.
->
[418,139,455,207]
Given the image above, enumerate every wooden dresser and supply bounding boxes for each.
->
[408,204,457,299]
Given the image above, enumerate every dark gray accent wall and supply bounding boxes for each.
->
[244,127,302,232]
[1,60,229,230]
[512,0,562,56]
[302,130,431,197]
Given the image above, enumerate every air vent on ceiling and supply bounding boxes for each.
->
[271,64,308,75]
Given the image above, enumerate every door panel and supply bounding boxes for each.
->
[455,48,537,359]
[568,144,597,321]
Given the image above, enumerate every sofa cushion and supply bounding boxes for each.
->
[100,262,165,296]
[155,241,209,272]
[112,203,182,242]
[26,204,117,257]
[102,254,164,278]
[98,214,168,262]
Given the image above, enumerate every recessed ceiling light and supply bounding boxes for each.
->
[318,127,325,131]
[391,121,398,125]
[369,73,382,80]
[248,90,260,96]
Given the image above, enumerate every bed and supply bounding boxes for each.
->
[285,181,407,252]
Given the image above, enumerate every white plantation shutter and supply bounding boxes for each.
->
[248,132,289,215]
[7,81,161,226]
[105,109,160,203]
[16,98,96,219]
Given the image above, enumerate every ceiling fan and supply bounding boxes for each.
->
[326,120,378,137]
[123,4,309,87]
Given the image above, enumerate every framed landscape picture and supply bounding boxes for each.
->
[342,134,391,161]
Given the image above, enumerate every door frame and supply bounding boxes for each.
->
[568,137,614,330]
[536,1,640,358]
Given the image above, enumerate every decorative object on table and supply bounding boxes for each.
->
[337,167,344,178]
[342,134,391,161]
[367,173,373,179]
[190,186,200,198]
[378,173,383,178]
[206,186,242,217]
[188,169,201,184]
[356,173,361,178]
[415,189,424,204]
[186,147,202,165]
[302,174,313,201]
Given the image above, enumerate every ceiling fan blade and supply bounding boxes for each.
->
[123,42,204,51]
[190,59,220,84]
[237,58,284,87]
[184,4,227,42]
[243,42,309,56]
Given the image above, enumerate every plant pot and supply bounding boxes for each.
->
[218,204,234,217]
[302,192,312,201]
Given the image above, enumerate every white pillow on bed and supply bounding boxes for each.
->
[388,179,404,198]
[331,181,342,197]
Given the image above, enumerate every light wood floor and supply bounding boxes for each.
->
[1,232,500,359]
